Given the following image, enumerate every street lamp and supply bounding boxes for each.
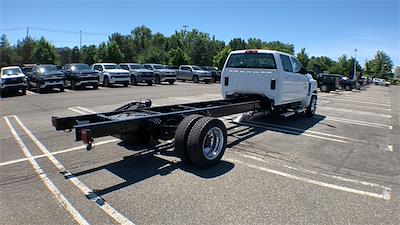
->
[354,48,359,89]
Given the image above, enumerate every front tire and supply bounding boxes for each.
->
[155,75,161,84]
[344,85,352,91]
[103,76,110,87]
[71,80,76,90]
[187,117,227,168]
[147,80,153,86]
[93,84,99,90]
[131,76,137,85]
[168,80,175,85]
[21,88,27,95]
[305,95,317,117]
[193,76,199,83]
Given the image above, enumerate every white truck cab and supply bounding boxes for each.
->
[221,50,317,116]
[0,66,28,97]
[91,63,130,87]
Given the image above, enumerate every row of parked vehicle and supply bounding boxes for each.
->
[0,63,221,96]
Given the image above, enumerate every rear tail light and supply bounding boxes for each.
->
[81,129,92,144]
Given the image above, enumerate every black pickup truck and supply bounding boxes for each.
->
[63,64,99,90]
[315,73,340,92]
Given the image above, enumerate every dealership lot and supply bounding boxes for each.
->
[0,83,399,225]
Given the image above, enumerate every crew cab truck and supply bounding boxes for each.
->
[51,50,317,168]
[143,64,176,84]
[91,63,130,87]
[177,65,213,83]
[27,65,65,93]
[63,63,99,90]
[119,63,155,86]
[0,66,27,97]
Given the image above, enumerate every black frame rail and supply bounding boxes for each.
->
[52,96,269,142]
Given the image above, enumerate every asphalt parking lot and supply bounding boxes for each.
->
[1,82,399,225]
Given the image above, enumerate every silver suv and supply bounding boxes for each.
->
[91,63,130,87]
[119,63,155,86]
[143,64,176,85]
[177,65,212,83]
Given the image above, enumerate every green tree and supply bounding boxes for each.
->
[57,47,71,65]
[296,48,309,68]
[71,46,81,63]
[368,51,393,78]
[213,47,231,70]
[109,33,135,62]
[107,41,124,63]
[247,38,263,49]
[229,38,246,50]
[16,37,36,64]
[263,41,294,54]
[32,37,60,64]
[94,42,108,62]
[81,45,97,65]
[0,34,18,67]
[168,48,190,66]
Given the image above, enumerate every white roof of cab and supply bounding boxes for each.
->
[230,49,294,57]
[1,66,22,70]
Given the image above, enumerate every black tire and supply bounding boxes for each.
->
[211,76,216,83]
[38,87,43,94]
[123,82,128,87]
[344,85,352,91]
[320,84,329,92]
[181,79,186,82]
[168,80,175,85]
[147,80,153,86]
[103,76,110,87]
[174,114,204,163]
[131,76,137,85]
[193,76,199,83]
[155,75,161,84]
[187,117,227,168]
[21,88,26,95]
[93,84,99,90]
[204,80,210,84]
[60,87,65,92]
[71,80,76,90]
[305,95,317,117]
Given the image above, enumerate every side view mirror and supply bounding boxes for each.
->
[299,67,308,75]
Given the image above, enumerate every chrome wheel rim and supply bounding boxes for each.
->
[202,127,224,160]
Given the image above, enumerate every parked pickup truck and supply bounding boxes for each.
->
[63,63,99,90]
[314,73,340,92]
[200,66,221,83]
[143,64,176,84]
[51,50,317,169]
[91,63,130,87]
[119,63,155,86]
[26,64,65,93]
[372,78,390,86]
[177,65,213,83]
[339,76,356,91]
[0,66,27,97]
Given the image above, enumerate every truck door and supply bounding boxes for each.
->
[279,54,298,103]
[290,56,309,99]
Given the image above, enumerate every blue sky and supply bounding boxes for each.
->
[1,0,399,66]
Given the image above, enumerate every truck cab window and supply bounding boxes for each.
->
[280,55,293,72]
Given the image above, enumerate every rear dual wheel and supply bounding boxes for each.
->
[174,116,227,168]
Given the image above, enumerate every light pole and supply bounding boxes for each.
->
[354,48,359,89]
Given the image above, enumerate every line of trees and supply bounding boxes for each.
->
[0,25,394,79]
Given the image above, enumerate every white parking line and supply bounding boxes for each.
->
[321,106,392,118]
[76,106,97,114]
[320,97,391,107]
[3,116,90,225]
[68,107,89,115]
[227,158,391,200]
[385,145,393,152]
[324,116,393,129]
[12,115,135,225]
[27,90,37,95]
[321,96,390,105]
[0,139,119,167]
[326,103,391,112]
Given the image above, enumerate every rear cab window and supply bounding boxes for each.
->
[226,52,277,69]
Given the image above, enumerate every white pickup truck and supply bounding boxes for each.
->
[0,66,28,97]
[221,49,318,117]
[91,63,130,87]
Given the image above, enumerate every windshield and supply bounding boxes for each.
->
[226,53,277,69]
[71,64,90,71]
[2,68,22,75]
[129,64,145,69]
[38,65,58,72]
[104,64,120,70]
[192,66,203,70]
[153,65,165,69]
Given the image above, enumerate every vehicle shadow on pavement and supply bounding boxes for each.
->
[72,141,234,197]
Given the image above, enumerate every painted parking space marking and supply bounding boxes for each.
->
[12,115,135,225]
[226,157,391,201]
[3,116,90,225]
[320,106,392,118]
[320,97,391,107]
[385,145,393,152]
[323,103,391,112]
[324,116,392,129]
[320,96,390,105]
[0,139,119,167]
